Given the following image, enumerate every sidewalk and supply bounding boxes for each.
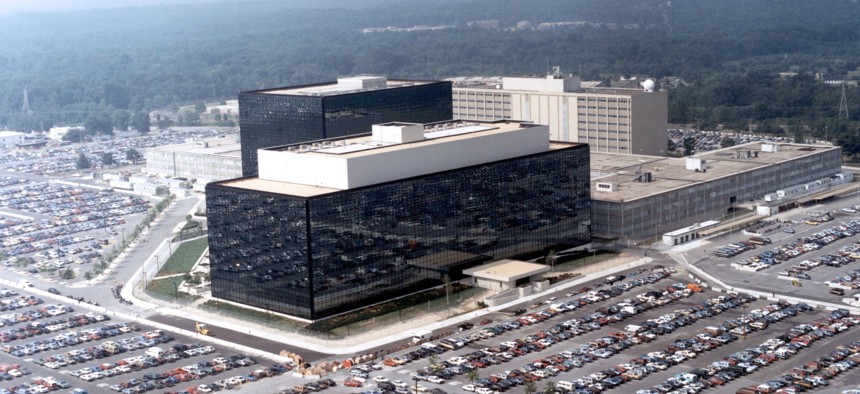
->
[126,254,654,356]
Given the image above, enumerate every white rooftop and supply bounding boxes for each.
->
[256,121,550,191]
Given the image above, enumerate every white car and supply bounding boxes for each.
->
[462,384,477,392]
[392,380,408,388]
[373,376,390,383]
[426,376,444,384]
[476,388,496,394]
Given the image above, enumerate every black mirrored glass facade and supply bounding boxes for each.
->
[208,144,590,320]
[239,81,453,176]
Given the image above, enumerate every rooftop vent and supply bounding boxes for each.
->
[735,150,757,159]
[596,182,617,192]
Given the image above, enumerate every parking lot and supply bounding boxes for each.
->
[1,129,236,177]
[0,287,294,394]
[700,201,860,302]
[0,180,153,283]
[303,265,860,394]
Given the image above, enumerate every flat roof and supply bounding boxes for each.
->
[591,143,841,203]
[149,137,241,157]
[664,220,721,237]
[252,79,438,97]
[450,77,651,96]
[269,121,527,159]
[463,259,550,282]
[214,177,340,197]
[220,121,578,197]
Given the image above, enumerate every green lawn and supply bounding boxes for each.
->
[157,237,208,276]
[147,276,187,300]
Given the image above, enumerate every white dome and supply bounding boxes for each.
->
[642,79,656,92]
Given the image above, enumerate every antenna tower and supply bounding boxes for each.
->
[21,86,32,118]
[838,83,849,120]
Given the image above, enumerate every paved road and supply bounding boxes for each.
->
[147,313,331,363]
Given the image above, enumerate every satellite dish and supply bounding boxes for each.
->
[642,79,656,92]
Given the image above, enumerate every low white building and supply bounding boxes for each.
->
[145,136,242,182]
[0,131,25,148]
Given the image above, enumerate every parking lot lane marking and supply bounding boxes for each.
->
[398,369,411,374]
[448,382,462,386]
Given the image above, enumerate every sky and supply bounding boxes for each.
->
[0,0,226,14]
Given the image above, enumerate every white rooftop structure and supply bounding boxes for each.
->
[262,76,433,97]
[257,121,550,191]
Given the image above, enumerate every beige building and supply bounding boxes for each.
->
[450,73,668,156]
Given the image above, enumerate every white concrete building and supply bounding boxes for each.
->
[145,136,242,182]
[0,131,26,148]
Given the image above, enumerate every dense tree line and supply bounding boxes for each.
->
[1,0,859,154]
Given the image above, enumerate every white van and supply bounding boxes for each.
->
[557,381,575,391]
[145,347,164,358]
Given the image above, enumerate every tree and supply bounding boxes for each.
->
[792,126,805,143]
[76,152,92,170]
[682,136,695,156]
[131,111,150,133]
[101,152,116,166]
[179,110,200,125]
[112,110,130,131]
[543,381,556,394]
[61,128,89,143]
[428,353,439,369]
[837,130,860,160]
[195,102,207,113]
[524,380,537,394]
[85,113,113,135]
[156,117,173,130]
[126,148,143,162]
[720,136,736,148]
[59,267,75,280]
[466,370,479,384]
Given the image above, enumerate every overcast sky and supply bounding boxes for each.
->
[0,0,225,14]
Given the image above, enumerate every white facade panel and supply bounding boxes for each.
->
[258,124,550,190]
[344,126,548,189]
[258,149,350,188]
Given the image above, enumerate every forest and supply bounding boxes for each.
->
[1,0,859,157]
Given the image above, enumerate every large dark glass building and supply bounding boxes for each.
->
[208,120,590,320]
[239,76,453,176]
